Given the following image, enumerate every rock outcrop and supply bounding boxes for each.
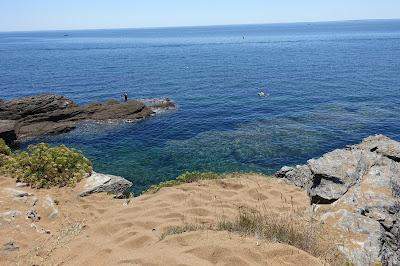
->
[0,95,76,121]
[0,120,16,145]
[0,95,175,142]
[80,172,133,197]
[276,135,400,266]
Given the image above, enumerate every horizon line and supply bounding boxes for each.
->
[1,18,399,34]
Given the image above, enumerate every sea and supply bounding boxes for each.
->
[1,20,399,194]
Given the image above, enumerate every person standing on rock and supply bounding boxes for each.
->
[123,93,128,102]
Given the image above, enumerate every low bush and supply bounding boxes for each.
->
[144,171,221,194]
[1,143,92,188]
[0,138,11,156]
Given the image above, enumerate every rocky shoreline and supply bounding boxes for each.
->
[0,95,175,144]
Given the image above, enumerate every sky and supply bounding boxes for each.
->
[0,0,399,32]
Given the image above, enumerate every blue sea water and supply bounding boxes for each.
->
[1,20,400,193]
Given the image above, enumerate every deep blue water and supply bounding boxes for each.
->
[1,20,400,193]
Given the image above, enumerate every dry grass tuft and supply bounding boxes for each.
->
[216,210,347,265]
[160,224,211,240]
[161,205,348,265]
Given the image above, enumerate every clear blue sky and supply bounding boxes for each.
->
[1,0,399,32]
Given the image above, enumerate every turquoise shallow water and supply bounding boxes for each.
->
[0,20,400,193]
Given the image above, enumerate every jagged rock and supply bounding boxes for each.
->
[3,241,19,252]
[42,195,59,219]
[0,95,175,140]
[0,120,16,145]
[276,165,312,190]
[0,210,21,220]
[307,148,379,203]
[355,134,400,162]
[321,209,384,265]
[275,135,400,266]
[3,188,33,198]
[80,172,133,197]
[26,208,40,222]
[381,204,400,266]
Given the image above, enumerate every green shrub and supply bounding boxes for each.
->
[0,138,11,156]
[1,143,92,188]
[144,171,221,194]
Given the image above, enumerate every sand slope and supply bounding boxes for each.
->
[0,174,322,266]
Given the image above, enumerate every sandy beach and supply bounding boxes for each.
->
[0,174,324,266]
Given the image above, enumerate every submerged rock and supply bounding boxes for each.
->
[276,135,400,266]
[80,172,133,197]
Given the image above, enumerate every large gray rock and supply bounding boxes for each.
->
[80,172,133,197]
[381,203,400,266]
[307,148,376,203]
[321,209,384,265]
[275,135,400,266]
[354,134,400,162]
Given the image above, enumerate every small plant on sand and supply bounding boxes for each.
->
[0,138,11,156]
[144,171,221,194]
[1,143,92,188]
